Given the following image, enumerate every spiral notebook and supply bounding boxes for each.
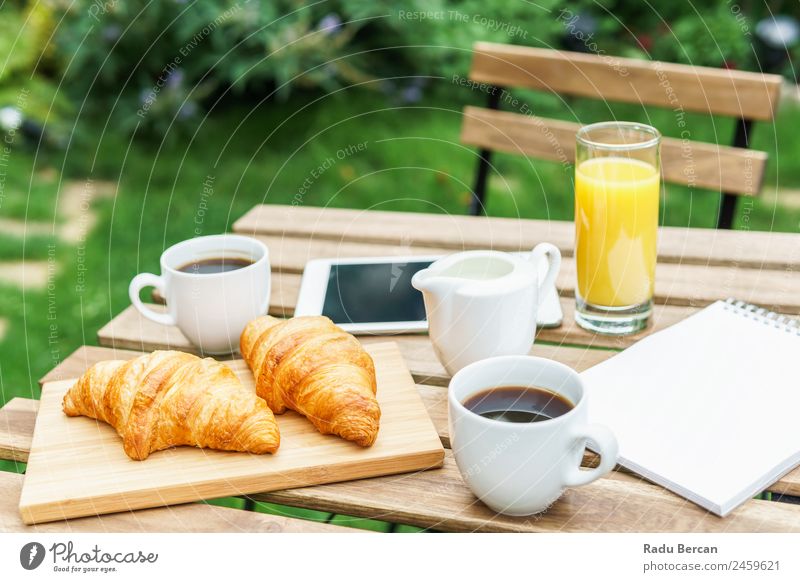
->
[582,299,800,517]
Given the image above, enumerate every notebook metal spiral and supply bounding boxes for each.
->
[723,297,800,334]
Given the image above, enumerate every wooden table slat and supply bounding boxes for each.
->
[0,472,351,533]
[234,204,800,270]
[251,233,800,313]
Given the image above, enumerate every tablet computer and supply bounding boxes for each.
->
[294,255,563,335]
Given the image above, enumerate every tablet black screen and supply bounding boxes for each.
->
[322,261,431,324]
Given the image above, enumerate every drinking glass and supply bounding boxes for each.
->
[574,122,661,335]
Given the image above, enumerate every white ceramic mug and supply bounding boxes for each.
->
[448,356,618,516]
[129,234,270,355]
[412,244,561,375]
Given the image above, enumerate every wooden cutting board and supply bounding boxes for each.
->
[19,342,444,524]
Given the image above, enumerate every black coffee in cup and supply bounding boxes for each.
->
[462,386,574,423]
[177,257,253,274]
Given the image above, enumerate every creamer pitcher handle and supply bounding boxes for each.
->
[529,243,561,307]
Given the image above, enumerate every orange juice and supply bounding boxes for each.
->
[575,156,659,307]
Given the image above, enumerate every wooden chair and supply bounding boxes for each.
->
[461,42,783,228]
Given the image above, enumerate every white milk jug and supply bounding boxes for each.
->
[412,244,561,375]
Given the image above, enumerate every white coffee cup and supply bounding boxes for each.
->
[129,234,270,355]
[448,355,618,516]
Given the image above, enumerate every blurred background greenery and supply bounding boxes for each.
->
[1,0,800,490]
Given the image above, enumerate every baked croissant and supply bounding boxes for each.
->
[62,350,280,460]
[240,315,380,446]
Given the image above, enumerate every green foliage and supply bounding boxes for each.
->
[650,3,754,68]
[0,2,69,131]
[49,0,572,134]
[535,0,769,69]
[46,0,784,136]
[51,0,388,134]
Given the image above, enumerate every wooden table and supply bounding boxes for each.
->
[3,204,800,532]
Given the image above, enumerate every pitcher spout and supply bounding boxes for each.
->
[411,268,459,323]
[411,268,456,296]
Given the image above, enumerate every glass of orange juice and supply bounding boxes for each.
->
[574,122,661,335]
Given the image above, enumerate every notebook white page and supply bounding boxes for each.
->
[582,300,800,516]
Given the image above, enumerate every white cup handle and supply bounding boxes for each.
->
[129,273,176,326]
[563,423,619,488]
[529,242,561,307]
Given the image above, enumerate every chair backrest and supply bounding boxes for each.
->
[460,42,784,227]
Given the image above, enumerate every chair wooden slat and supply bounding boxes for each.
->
[234,204,800,270]
[470,42,783,121]
[461,106,767,195]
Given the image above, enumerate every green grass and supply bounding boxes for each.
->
[0,459,25,474]
[252,501,331,522]
[393,524,427,532]
[203,497,246,510]
[0,158,61,222]
[328,514,393,532]
[0,232,58,261]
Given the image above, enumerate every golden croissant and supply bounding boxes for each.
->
[62,350,280,460]
[240,315,381,446]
